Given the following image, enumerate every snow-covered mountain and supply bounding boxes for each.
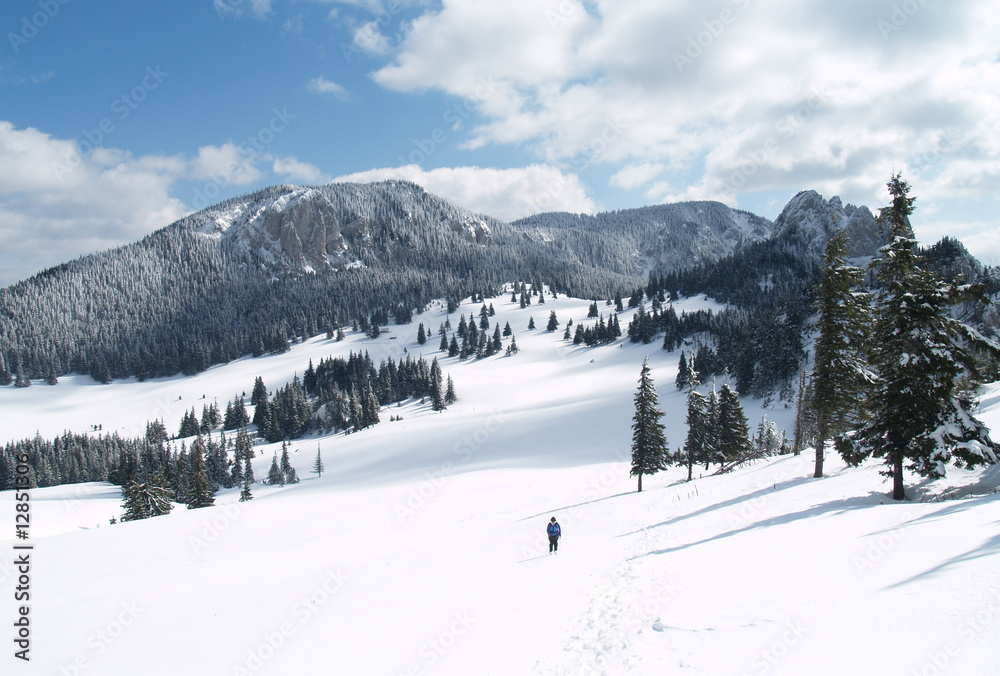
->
[2,290,998,675]
[772,190,883,258]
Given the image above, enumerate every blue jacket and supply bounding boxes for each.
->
[547,522,561,537]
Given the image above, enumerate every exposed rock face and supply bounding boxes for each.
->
[772,190,883,258]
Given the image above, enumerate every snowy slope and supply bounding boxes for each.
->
[1,292,998,675]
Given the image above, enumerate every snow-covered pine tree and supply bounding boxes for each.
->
[187,436,216,509]
[417,323,427,345]
[681,359,706,482]
[120,478,173,521]
[445,375,457,404]
[717,382,752,468]
[280,442,300,484]
[810,230,872,477]
[267,453,285,486]
[430,359,446,411]
[527,316,536,330]
[837,174,1000,500]
[630,358,669,492]
[675,351,689,390]
[547,311,559,332]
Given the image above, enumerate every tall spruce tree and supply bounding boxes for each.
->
[837,174,1000,499]
[717,382,753,468]
[267,453,285,485]
[682,359,706,482]
[280,442,300,484]
[630,358,669,492]
[312,445,324,478]
[187,436,216,509]
[810,230,872,477]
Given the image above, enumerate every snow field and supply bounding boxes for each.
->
[1,290,998,674]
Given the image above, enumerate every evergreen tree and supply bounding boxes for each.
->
[675,351,689,390]
[717,383,752,467]
[837,174,1000,499]
[267,453,285,485]
[681,360,706,482]
[445,375,457,404]
[502,321,512,337]
[430,358,446,411]
[506,336,519,355]
[527,316,536,330]
[448,335,460,357]
[312,445,324,478]
[187,436,216,509]
[280,442,300,484]
[417,323,427,345]
[704,389,722,469]
[630,358,669,492]
[810,230,872,477]
[588,301,599,318]
[439,332,449,352]
[178,408,200,438]
[547,311,559,332]
[120,478,173,521]
[239,475,254,502]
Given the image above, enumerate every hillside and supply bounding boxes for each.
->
[1,291,998,674]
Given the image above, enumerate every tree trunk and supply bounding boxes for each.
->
[813,415,826,478]
[892,453,905,500]
[637,473,642,493]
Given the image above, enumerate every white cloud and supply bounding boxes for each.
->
[0,122,189,285]
[353,21,391,55]
[371,0,1000,219]
[306,76,350,100]
[0,122,321,285]
[214,0,272,20]
[273,156,333,184]
[333,164,597,221]
[190,142,263,185]
[610,162,664,190]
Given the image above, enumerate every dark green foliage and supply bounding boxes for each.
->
[178,408,201,438]
[527,316,535,330]
[809,230,871,477]
[280,442,300,484]
[312,446,324,478]
[187,436,216,509]
[547,311,559,332]
[630,358,669,492]
[267,453,284,486]
[417,323,427,345]
[717,383,753,466]
[223,396,249,431]
[120,478,173,521]
[837,174,1000,499]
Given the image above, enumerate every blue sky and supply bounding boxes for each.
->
[1,0,998,285]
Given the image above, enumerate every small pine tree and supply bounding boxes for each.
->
[267,453,285,486]
[417,323,427,345]
[506,336,519,355]
[630,358,669,492]
[546,311,559,332]
[717,383,753,468]
[312,445,324,478]
[527,316,536,330]
[445,375,457,404]
[280,442,300,484]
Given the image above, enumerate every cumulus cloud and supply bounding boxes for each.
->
[333,164,597,221]
[0,122,338,286]
[306,76,350,100]
[0,122,189,285]
[371,0,1000,216]
[273,155,333,184]
[353,20,391,55]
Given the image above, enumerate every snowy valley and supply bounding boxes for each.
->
[2,290,998,675]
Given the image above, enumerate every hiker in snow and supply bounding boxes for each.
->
[547,517,561,553]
